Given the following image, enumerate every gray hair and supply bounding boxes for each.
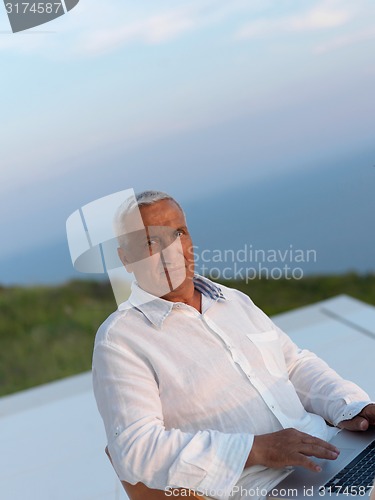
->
[114,190,184,246]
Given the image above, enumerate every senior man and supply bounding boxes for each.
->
[92,190,375,500]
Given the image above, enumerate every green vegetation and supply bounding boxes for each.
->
[0,280,116,396]
[0,273,374,397]
[219,272,375,316]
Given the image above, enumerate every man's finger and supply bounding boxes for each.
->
[300,443,340,461]
[339,416,369,431]
[297,454,323,473]
[360,405,375,425]
[301,435,340,454]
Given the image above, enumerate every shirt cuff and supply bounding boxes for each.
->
[332,400,375,426]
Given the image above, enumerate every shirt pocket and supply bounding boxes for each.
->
[246,329,288,378]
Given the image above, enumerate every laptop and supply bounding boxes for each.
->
[268,427,375,499]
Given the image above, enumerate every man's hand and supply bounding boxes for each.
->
[245,428,340,473]
[338,404,375,432]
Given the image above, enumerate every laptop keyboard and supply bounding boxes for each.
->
[322,440,375,494]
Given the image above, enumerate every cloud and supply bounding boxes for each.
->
[313,26,375,53]
[236,1,353,39]
[77,0,257,56]
[79,8,197,55]
[0,0,205,55]
[0,0,263,57]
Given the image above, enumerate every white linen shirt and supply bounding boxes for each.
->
[92,276,371,500]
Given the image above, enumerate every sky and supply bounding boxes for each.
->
[0,0,375,282]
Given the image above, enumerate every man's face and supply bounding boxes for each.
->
[118,199,195,299]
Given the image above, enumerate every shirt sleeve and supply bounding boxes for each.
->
[92,339,253,497]
[242,293,372,427]
[275,324,372,426]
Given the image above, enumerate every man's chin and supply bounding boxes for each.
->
[137,276,185,298]
[137,266,194,299]
[162,273,194,299]
[164,267,186,286]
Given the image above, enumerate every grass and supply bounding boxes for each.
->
[0,273,374,397]
[0,280,116,396]
[219,272,375,316]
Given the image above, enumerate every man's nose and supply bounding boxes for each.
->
[161,237,184,262]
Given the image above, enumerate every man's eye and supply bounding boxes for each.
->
[176,230,184,237]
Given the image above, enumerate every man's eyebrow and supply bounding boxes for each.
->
[146,225,188,230]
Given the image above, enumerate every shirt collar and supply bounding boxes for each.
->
[118,274,226,329]
[193,274,225,301]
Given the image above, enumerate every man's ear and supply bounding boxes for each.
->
[118,247,133,273]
